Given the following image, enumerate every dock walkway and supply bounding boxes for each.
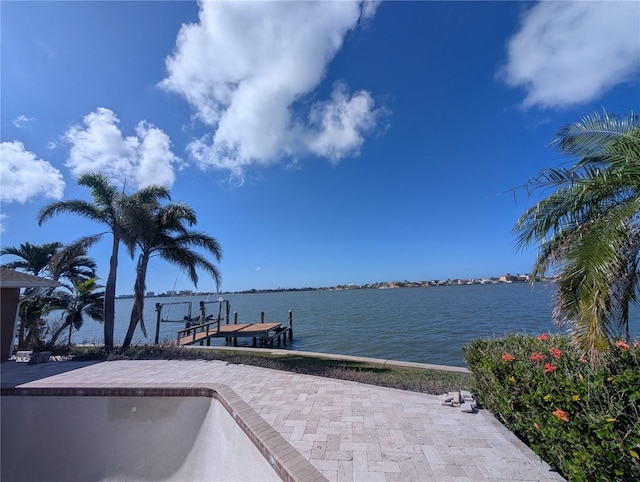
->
[177,312,293,347]
[157,298,294,348]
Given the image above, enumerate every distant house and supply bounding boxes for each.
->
[0,267,61,362]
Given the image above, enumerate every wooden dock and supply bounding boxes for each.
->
[176,307,293,348]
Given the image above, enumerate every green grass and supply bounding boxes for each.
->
[61,344,472,395]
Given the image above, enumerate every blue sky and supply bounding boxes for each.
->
[1,1,639,295]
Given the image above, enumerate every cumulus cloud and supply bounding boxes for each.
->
[306,83,378,163]
[65,108,183,189]
[0,141,65,203]
[13,115,36,128]
[501,1,640,109]
[161,0,384,180]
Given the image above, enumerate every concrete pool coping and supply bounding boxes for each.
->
[1,356,564,481]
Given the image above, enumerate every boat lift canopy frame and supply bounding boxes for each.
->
[154,298,230,345]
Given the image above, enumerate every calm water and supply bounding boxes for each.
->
[71,283,639,367]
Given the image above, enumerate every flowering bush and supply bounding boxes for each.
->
[501,353,515,362]
[465,334,640,481]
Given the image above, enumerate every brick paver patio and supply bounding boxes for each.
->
[2,359,565,481]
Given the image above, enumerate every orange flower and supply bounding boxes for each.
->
[536,333,549,341]
[533,422,540,429]
[502,353,515,362]
[544,363,557,373]
[552,408,569,422]
[530,352,545,361]
[615,340,629,351]
[549,347,562,359]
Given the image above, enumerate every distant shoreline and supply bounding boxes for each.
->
[116,275,552,299]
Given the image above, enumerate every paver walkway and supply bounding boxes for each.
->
[6,359,564,481]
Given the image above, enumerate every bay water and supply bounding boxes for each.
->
[71,283,639,367]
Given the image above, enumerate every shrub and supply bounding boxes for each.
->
[465,334,640,481]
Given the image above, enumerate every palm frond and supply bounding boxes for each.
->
[47,237,101,281]
[77,172,120,212]
[38,200,104,226]
[514,110,640,365]
[550,110,639,158]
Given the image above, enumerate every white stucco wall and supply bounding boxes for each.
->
[1,396,281,482]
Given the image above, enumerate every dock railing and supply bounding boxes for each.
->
[176,316,222,345]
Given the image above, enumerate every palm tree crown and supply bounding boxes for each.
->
[1,241,100,350]
[1,242,63,277]
[514,110,640,364]
[50,277,104,346]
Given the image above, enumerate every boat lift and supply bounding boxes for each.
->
[154,298,230,345]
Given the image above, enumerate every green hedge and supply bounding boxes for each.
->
[464,334,640,481]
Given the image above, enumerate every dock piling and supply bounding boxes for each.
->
[154,303,161,345]
[288,310,293,341]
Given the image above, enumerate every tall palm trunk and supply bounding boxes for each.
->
[104,235,120,351]
[122,253,149,349]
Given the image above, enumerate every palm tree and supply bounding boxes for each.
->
[121,197,222,349]
[1,242,62,276]
[38,172,170,350]
[1,242,99,349]
[49,277,104,346]
[514,110,640,364]
[2,242,61,346]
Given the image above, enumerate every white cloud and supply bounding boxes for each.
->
[306,83,378,163]
[161,0,384,180]
[501,1,640,109]
[65,108,183,189]
[13,115,36,128]
[0,141,65,203]
[0,213,6,233]
[361,0,381,20]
